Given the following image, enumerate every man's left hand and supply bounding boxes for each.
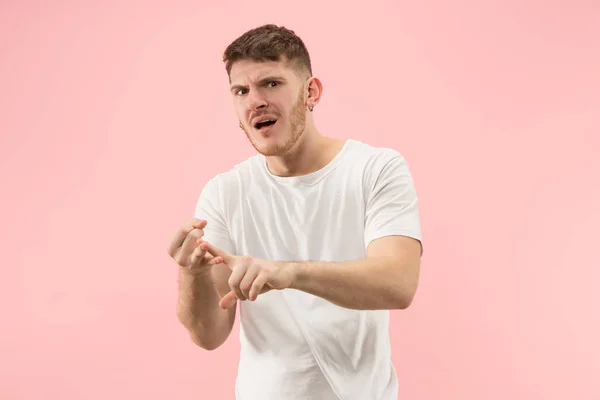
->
[201,241,295,309]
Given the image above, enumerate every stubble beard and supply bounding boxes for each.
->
[241,92,307,157]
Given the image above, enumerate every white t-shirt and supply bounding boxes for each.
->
[194,139,422,400]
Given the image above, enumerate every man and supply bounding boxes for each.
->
[168,24,423,400]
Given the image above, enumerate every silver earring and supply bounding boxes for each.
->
[309,105,314,112]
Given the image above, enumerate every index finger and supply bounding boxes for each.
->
[200,241,234,264]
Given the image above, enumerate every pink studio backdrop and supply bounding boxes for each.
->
[1,1,599,399]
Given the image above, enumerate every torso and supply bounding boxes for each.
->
[200,139,420,399]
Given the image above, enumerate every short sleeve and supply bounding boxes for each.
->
[194,176,236,255]
[364,153,423,253]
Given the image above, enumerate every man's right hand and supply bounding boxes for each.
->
[168,218,214,275]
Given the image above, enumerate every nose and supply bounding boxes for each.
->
[246,90,268,111]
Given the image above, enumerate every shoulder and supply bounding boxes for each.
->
[345,139,400,157]
[343,139,413,184]
[203,155,263,192]
[196,154,264,214]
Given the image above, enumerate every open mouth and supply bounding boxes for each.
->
[254,119,277,130]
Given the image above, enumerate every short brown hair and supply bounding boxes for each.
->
[223,24,312,79]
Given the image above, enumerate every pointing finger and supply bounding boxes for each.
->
[201,242,234,264]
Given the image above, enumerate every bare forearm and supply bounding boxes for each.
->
[176,268,233,350]
[286,256,419,310]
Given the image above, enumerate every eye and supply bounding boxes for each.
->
[266,81,279,88]
[235,88,248,96]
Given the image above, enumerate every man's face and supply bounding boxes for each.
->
[229,59,308,156]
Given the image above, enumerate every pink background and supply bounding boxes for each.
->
[2,1,599,399]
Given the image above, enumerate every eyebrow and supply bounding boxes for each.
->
[230,76,287,92]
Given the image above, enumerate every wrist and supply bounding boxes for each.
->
[286,261,304,289]
[180,265,213,280]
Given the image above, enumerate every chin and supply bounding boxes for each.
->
[244,122,304,157]
[254,141,288,157]
[251,135,292,157]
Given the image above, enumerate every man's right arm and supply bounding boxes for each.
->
[176,256,235,350]
[170,177,238,350]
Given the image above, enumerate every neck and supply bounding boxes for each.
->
[265,127,345,177]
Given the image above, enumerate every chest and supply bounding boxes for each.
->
[228,179,367,262]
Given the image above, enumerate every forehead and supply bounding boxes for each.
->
[229,59,297,85]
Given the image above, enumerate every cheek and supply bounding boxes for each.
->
[234,102,247,120]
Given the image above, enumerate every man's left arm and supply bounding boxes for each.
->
[285,234,422,310]
[284,151,424,310]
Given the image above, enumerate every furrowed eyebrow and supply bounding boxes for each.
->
[257,76,286,85]
[230,76,287,92]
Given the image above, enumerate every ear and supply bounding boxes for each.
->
[305,76,323,111]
